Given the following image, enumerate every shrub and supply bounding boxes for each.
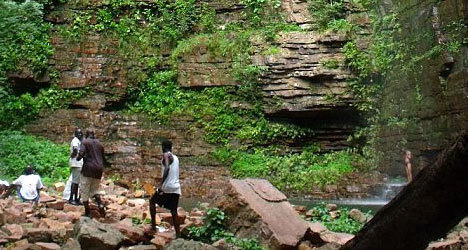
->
[187,208,262,249]
[0,131,69,183]
[215,148,364,192]
[309,203,372,234]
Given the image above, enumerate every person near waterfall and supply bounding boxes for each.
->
[404,149,413,183]
[149,140,181,238]
[77,130,106,217]
[69,128,83,205]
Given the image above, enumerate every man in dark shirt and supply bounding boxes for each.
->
[77,130,106,217]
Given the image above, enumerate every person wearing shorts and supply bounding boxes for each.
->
[149,140,181,237]
[69,128,83,205]
[77,130,106,217]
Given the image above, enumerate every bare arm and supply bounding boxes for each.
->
[77,143,86,161]
[71,147,78,158]
[159,153,173,190]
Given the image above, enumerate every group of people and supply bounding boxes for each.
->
[67,128,107,217]
[1,128,182,237]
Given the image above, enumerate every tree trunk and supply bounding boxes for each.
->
[341,133,468,250]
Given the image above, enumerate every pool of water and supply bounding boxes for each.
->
[289,198,390,213]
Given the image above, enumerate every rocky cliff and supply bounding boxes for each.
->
[374,0,468,176]
[20,0,366,194]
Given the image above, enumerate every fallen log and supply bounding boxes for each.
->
[341,133,468,250]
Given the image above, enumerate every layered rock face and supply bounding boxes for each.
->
[25,97,229,199]
[375,0,468,176]
[253,32,358,150]
[23,0,364,194]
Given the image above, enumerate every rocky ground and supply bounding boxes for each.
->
[0,178,467,250]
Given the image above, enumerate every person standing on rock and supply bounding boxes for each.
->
[69,128,84,205]
[149,140,181,238]
[404,149,413,183]
[77,130,106,217]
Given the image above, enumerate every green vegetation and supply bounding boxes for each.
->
[214,147,365,191]
[307,0,347,32]
[0,0,53,81]
[188,208,262,250]
[0,131,69,184]
[0,86,87,129]
[310,203,372,234]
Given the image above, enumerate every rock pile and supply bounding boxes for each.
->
[0,180,205,250]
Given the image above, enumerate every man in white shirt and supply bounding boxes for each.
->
[11,165,43,203]
[69,128,84,205]
[149,140,181,237]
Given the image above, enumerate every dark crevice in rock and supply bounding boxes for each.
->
[7,75,51,95]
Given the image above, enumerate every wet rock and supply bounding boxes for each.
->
[326,204,338,212]
[165,238,217,250]
[217,179,310,249]
[74,217,125,250]
[348,209,366,223]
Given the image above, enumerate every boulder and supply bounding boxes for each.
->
[348,209,366,223]
[112,218,146,244]
[326,204,338,212]
[25,228,55,243]
[74,217,125,250]
[427,239,461,250]
[165,239,217,250]
[61,238,81,250]
[320,232,354,246]
[134,190,145,198]
[2,223,24,241]
[39,192,56,203]
[46,200,65,210]
[34,242,61,250]
[217,178,310,249]
[4,207,26,224]
[54,183,66,192]
[150,235,169,249]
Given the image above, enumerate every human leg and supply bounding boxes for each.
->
[80,176,92,217]
[171,209,180,238]
[149,192,158,230]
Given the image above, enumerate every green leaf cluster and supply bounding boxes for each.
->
[0,130,69,183]
[310,203,372,234]
[214,147,364,192]
[187,208,262,250]
[0,86,87,129]
[0,0,53,81]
